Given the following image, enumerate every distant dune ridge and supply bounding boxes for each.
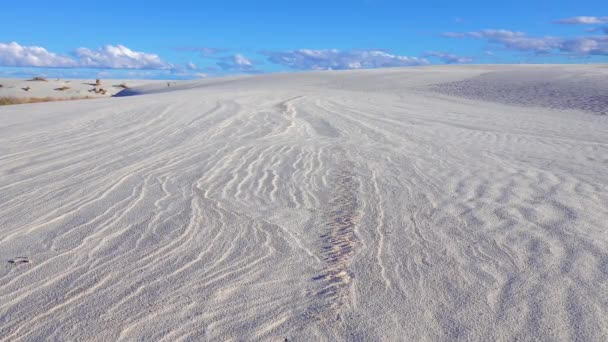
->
[0,65,607,341]
[0,78,162,104]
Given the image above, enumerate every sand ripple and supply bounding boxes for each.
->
[1,65,607,341]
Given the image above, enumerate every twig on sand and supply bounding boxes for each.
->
[8,257,30,265]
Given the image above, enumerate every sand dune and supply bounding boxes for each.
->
[0,65,607,341]
[0,78,161,101]
[431,65,608,115]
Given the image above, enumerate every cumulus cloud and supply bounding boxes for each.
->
[166,61,202,79]
[555,16,608,25]
[217,54,258,72]
[74,45,169,69]
[0,42,76,67]
[234,54,254,67]
[424,51,472,64]
[265,49,428,70]
[0,42,171,69]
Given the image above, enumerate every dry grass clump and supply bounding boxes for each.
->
[54,86,71,91]
[28,76,48,82]
[0,96,96,106]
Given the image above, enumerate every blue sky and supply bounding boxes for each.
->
[1,0,607,79]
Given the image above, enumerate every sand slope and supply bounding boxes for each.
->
[0,65,607,341]
[0,78,162,100]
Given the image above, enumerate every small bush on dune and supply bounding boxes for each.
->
[28,76,48,82]
[54,86,71,91]
[113,83,130,89]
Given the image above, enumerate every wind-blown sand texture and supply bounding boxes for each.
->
[0,65,607,341]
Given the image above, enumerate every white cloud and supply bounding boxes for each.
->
[217,54,258,72]
[561,36,608,55]
[0,42,76,67]
[443,30,561,53]
[74,45,169,69]
[555,16,608,25]
[501,36,562,53]
[175,46,225,57]
[443,28,608,56]
[443,29,525,39]
[585,26,608,33]
[234,54,253,66]
[265,49,428,70]
[0,42,170,69]
[424,51,472,64]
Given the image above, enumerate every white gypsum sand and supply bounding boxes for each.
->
[0,65,607,341]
